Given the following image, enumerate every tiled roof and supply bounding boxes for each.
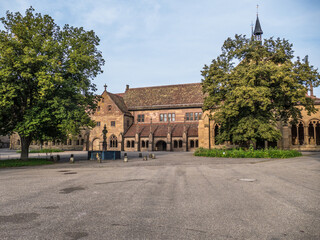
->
[121,83,204,110]
[107,92,129,113]
[124,122,199,138]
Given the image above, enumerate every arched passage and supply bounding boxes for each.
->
[92,138,100,151]
[155,140,167,151]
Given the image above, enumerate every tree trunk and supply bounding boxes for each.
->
[20,135,31,161]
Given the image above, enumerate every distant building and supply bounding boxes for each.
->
[9,14,320,152]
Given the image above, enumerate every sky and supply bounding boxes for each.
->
[1,0,320,96]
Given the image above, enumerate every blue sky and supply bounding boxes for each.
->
[1,0,320,96]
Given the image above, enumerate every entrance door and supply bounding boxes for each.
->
[156,140,167,151]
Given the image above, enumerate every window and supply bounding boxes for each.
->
[138,114,144,122]
[102,98,104,103]
[81,139,84,145]
[127,141,131,148]
[160,113,168,122]
[111,121,115,127]
[97,121,101,127]
[164,113,167,122]
[68,139,72,145]
[109,135,118,148]
[174,140,178,148]
[142,140,145,148]
[186,112,201,121]
[190,113,193,121]
[131,140,135,148]
[97,106,100,111]
[179,140,183,148]
[195,113,198,120]
[168,113,175,122]
[108,105,112,111]
[185,113,190,121]
[76,140,80,145]
[160,114,164,122]
[146,141,149,148]
[190,140,195,148]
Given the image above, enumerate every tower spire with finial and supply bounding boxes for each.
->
[253,4,263,41]
[104,84,107,92]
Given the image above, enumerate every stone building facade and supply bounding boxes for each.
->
[9,82,320,152]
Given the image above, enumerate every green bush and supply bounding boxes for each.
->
[194,147,302,158]
[0,158,54,168]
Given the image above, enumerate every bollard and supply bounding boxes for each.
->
[70,154,74,163]
[139,152,142,158]
[152,154,156,159]
[124,156,128,162]
[96,153,101,163]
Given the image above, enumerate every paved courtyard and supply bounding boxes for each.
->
[0,151,319,240]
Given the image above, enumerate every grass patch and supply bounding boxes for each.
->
[194,147,302,158]
[16,149,64,153]
[0,158,54,168]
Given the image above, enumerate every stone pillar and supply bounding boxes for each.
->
[304,126,309,145]
[135,133,140,152]
[183,132,188,152]
[120,133,124,151]
[314,124,317,146]
[282,125,290,150]
[167,132,172,151]
[148,133,153,151]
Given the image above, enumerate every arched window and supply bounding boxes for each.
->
[146,140,149,148]
[127,140,130,148]
[81,139,84,145]
[68,139,72,145]
[109,135,118,148]
[195,140,199,148]
[298,122,304,145]
[174,140,178,148]
[179,140,183,148]
[141,140,145,148]
[131,140,135,148]
[190,140,194,148]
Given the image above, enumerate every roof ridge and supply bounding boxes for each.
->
[125,82,201,91]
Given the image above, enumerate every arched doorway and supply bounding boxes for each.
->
[92,138,100,150]
[156,140,167,151]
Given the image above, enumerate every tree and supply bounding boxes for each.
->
[202,35,320,148]
[0,7,104,160]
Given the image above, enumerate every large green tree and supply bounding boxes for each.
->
[202,35,319,147]
[0,7,104,160]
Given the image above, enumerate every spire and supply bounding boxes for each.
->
[253,5,263,40]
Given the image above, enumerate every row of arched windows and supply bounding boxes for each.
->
[291,120,320,145]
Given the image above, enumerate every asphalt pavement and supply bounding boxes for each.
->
[0,151,319,239]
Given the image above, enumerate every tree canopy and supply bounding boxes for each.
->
[0,7,105,159]
[202,35,320,147]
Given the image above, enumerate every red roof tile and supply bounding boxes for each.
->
[124,122,198,138]
[121,83,204,110]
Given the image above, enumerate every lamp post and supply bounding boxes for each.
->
[102,124,108,151]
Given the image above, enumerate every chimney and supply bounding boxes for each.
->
[126,85,129,91]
